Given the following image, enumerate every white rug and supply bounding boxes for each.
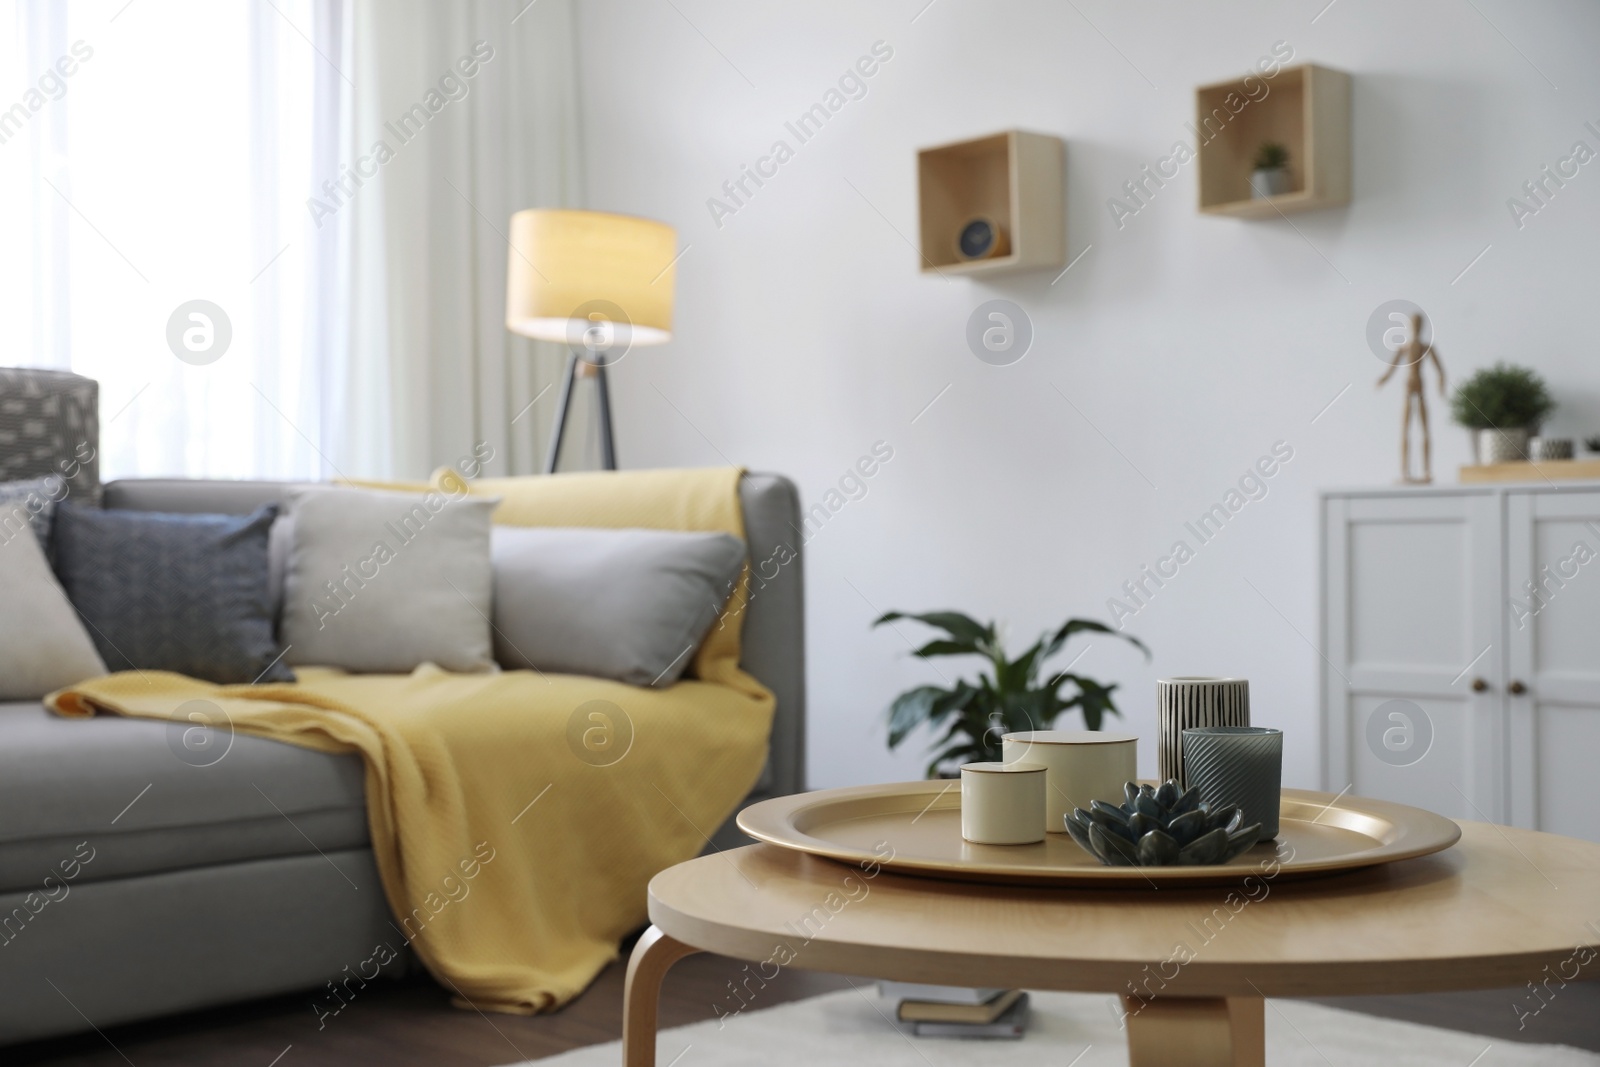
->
[519,986,1600,1066]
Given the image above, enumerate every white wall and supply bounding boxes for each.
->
[572,0,1600,790]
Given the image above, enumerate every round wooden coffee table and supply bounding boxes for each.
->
[623,814,1600,1066]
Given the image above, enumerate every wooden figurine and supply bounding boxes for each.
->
[1377,312,1447,484]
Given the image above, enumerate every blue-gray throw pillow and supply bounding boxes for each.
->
[52,503,294,685]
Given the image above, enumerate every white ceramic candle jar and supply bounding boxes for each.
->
[960,762,1046,845]
[1002,731,1138,833]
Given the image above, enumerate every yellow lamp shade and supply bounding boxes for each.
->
[505,209,676,348]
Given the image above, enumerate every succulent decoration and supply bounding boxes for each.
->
[1253,141,1290,170]
[1065,780,1261,867]
[1586,435,1600,454]
[1450,363,1555,430]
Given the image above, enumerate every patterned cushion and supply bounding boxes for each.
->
[52,503,294,684]
[0,476,68,550]
[0,368,99,503]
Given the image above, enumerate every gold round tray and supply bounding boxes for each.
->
[737,782,1461,888]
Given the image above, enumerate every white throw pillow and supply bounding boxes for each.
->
[279,485,498,673]
[0,520,107,699]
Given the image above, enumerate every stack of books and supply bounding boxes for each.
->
[879,982,1030,1039]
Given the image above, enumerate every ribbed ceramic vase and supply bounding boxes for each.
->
[1529,436,1574,461]
[1477,427,1530,464]
[1157,677,1249,787]
[1181,726,1283,839]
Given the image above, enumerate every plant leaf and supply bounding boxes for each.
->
[1049,672,1122,731]
[910,638,983,658]
[997,635,1045,692]
[874,610,993,646]
[886,685,947,749]
[1040,618,1151,663]
[931,682,979,719]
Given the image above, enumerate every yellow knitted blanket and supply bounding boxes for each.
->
[48,467,774,1013]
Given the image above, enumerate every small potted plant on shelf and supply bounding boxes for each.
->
[873,611,1148,778]
[1450,362,1555,465]
[1250,142,1291,198]
[1586,435,1600,455]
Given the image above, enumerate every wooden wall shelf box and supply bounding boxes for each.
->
[1196,63,1351,218]
[916,130,1064,276]
[1460,460,1600,484]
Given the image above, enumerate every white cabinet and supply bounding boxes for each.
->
[1322,484,1600,841]
[1506,491,1600,841]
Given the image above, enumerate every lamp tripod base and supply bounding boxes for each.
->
[544,348,617,474]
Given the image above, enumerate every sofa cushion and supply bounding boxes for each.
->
[490,526,745,686]
[0,517,107,700]
[101,479,302,622]
[0,367,100,503]
[0,701,367,893]
[52,503,293,684]
[0,475,69,548]
[280,485,497,673]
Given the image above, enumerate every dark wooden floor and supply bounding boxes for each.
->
[13,935,1599,1065]
[9,937,853,1067]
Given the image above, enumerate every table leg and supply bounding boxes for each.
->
[1123,995,1264,1067]
[622,925,701,1067]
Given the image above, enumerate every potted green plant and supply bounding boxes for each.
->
[1250,142,1291,198]
[1450,363,1555,464]
[1585,435,1600,455]
[874,611,1149,777]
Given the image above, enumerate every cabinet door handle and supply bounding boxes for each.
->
[1471,678,1489,692]
[1509,680,1527,696]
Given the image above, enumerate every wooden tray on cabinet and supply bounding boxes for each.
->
[738,782,1460,889]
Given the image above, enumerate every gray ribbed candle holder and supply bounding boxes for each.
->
[1181,726,1283,839]
[1157,677,1250,787]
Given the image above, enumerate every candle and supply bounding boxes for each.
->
[960,761,1047,844]
[1002,731,1138,834]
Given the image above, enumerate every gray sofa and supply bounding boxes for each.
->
[0,474,806,1046]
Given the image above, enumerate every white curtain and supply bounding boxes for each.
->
[334,0,588,479]
[0,0,584,481]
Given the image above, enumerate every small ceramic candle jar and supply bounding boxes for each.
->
[1182,726,1283,839]
[1002,731,1138,833]
[960,761,1046,845]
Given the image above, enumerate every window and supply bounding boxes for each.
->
[1,0,346,480]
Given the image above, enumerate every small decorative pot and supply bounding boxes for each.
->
[1182,726,1284,839]
[1002,731,1137,835]
[1157,677,1249,787]
[1477,427,1531,464]
[1249,167,1291,198]
[1529,437,1575,461]
[960,762,1046,845]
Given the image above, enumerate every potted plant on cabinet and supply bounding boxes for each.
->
[1450,362,1555,464]
[1249,142,1291,198]
[874,611,1149,778]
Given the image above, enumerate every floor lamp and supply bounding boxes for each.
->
[504,210,677,473]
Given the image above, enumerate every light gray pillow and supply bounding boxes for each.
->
[280,485,498,673]
[490,526,746,687]
[0,520,107,699]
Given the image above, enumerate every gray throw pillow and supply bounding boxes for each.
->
[0,516,107,699]
[52,503,292,685]
[280,486,496,674]
[490,526,746,687]
[0,475,69,550]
